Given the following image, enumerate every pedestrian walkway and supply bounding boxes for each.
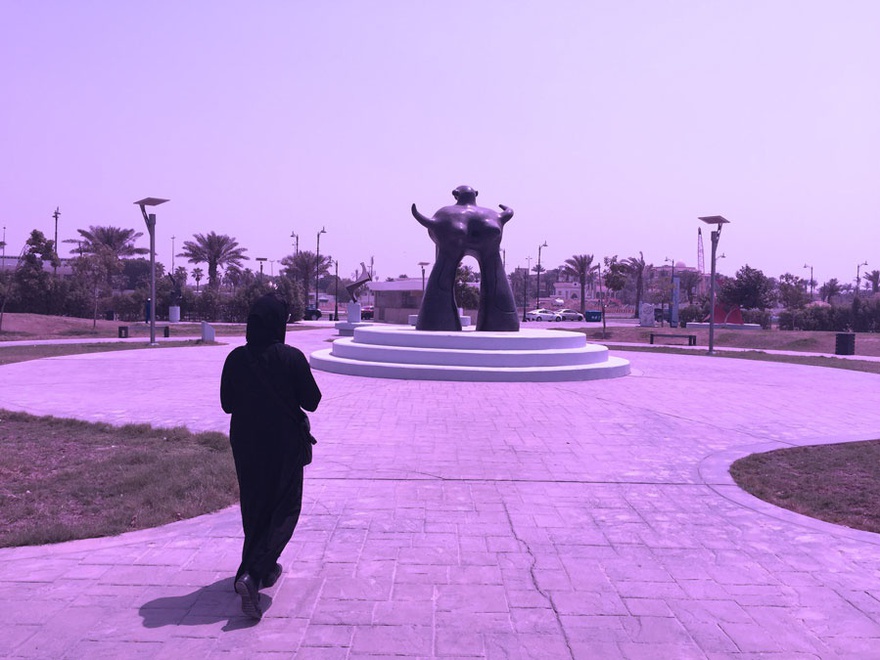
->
[1,327,879,658]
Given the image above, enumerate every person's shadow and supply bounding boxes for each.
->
[139,577,273,632]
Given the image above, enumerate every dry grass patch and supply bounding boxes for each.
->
[0,410,237,547]
[731,440,880,534]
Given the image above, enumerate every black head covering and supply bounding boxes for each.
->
[245,294,288,348]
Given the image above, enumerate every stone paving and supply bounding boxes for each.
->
[1,327,879,658]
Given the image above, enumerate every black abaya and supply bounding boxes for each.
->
[220,295,321,586]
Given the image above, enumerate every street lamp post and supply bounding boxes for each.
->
[536,241,547,309]
[856,261,869,296]
[334,260,339,321]
[315,227,326,308]
[290,231,299,254]
[418,261,429,295]
[134,197,170,346]
[524,256,533,320]
[803,263,814,300]
[699,215,730,355]
[52,207,60,275]
[256,257,267,281]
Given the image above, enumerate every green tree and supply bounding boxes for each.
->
[719,264,775,310]
[455,264,480,310]
[561,254,597,314]
[0,267,14,331]
[623,252,647,317]
[280,250,332,307]
[819,278,842,303]
[72,253,111,327]
[602,256,627,299]
[74,226,148,258]
[178,232,248,288]
[192,267,204,292]
[678,270,702,305]
[14,230,62,314]
[776,272,810,310]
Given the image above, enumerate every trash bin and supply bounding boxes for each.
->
[118,326,129,338]
[584,310,602,322]
[163,326,170,338]
[835,333,855,356]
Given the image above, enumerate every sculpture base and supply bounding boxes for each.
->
[310,326,629,382]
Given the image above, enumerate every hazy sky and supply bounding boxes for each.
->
[3,2,879,287]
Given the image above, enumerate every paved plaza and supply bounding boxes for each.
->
[1,326,879,658]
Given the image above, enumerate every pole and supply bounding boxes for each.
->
[52,207,60,275]
[536,242,547,309]
[334,260,339,321]
[708,228,719,355]
[315,228,325,308]
[147,213,157,346]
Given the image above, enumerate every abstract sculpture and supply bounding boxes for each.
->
[346,262,373,302]
[412,186,519,332]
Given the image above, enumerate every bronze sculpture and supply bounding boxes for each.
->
[412,186,519,332]
[345,262,372,302]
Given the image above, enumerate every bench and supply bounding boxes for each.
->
[650,333,697,346]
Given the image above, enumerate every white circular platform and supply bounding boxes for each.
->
[310,325,630,381]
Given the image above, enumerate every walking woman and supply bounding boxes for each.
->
[220,294,321,620]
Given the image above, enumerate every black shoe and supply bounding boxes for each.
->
[262,563,282,589]
[234,574,262,620]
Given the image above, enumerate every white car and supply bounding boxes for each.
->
[525,308,562,322]
[556,308,585,321]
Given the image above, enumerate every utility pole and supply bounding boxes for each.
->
[52,207,60,274]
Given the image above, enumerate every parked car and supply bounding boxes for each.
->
[361,305,374,320]
[303,306,322,321]
[525,308,562,322]
[556,308,584,321]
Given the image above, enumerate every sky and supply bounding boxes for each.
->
[3,1,879,288]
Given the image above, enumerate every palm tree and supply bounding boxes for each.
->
[72,225,148,290]
[192,267,204,292]
[178,232,248,288]
[623,252,647,317]
[561,255,596,314]
[863,269,880,294]
[280,250,332,306]
[74,226,148,258]
[819,278,842,303]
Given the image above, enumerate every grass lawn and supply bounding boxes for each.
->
[731,440,880,534]
[0,410,237,548]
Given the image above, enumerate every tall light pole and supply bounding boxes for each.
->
[699,215,730,356]
[315,227,326,307]
[803,263,814,300]
[536,241,548,308]
[524,256,533,319]
[334,259,339,321]
[256,257,267,281]
[135,197,169,346]
[52,207,60,275]
[171,235,176,273]
[291,231,299,254]
[856,260,868,296]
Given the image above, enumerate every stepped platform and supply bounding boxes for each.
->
[310,325,630,381]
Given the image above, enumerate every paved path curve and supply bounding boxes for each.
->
[1,328,879,658]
